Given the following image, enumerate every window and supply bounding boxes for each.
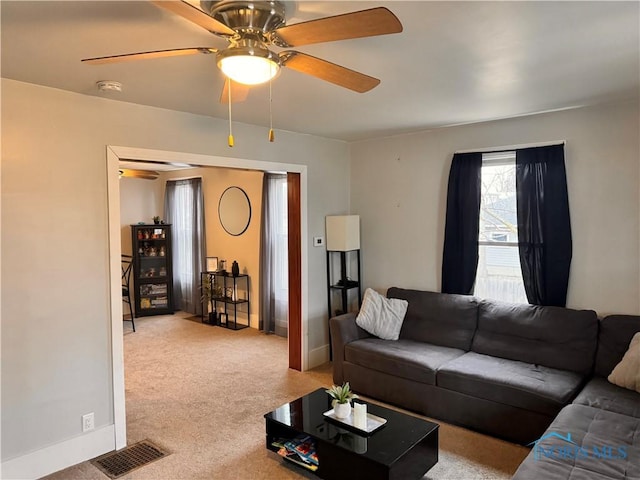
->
[164,178,206,314]
[443,144,570,306]
[473,152,527,304]
[261,174,288,336]
[273,177,289,332]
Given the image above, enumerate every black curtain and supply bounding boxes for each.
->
[516,144,571,306]
[441,152,482,295]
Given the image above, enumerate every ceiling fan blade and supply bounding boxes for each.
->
[272,7,402,47]
[151,1,236,36]
[281,51,380,93]
[120,169,160,180]
[82,47,216,65]
[219,78,250,104]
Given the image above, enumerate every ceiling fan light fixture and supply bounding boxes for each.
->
[217,45,280,85]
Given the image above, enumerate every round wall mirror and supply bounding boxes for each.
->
[218,186,251,236]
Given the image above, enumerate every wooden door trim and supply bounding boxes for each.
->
[287,172,302,371]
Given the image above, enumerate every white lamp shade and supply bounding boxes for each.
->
[219,54,279,85]
[326,215,360,251]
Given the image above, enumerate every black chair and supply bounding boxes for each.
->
[122,254,135,332]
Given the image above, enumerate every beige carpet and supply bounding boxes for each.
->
[44,312,529,479]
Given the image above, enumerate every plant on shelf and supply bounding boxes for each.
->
[201,279,223,300]
[201,277,226,325]
[200,280,211,301]
[200,280,216,324]
[326,382,358,419]
[153,216,161,224]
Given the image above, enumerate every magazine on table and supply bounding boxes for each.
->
[272,434,319,471]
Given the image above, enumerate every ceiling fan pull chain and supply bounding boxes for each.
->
[228,79,234,147]
[269,77,275,143]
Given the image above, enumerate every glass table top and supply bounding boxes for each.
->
[265,388,439,466]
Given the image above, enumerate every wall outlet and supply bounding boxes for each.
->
[313,236,325,247]
[82,412,95,433]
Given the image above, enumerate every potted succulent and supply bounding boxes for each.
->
[326,382,358,419]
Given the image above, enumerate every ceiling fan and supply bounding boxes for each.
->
[119,168,160,180]
[82,1,403,101]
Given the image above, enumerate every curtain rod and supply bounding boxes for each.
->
[455,140,566,154]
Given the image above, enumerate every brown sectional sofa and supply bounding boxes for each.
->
[330,288,640,478]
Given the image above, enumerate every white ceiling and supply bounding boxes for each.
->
[2,1,639,142]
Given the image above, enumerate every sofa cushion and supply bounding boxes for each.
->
[344,338,466,386]
[512,404,640,480]
[595,315,640,378]
[608,332,640,393]
[355,288,408,340]
[572,377,640,418]
[387,288,478,350]
[472,300,598,374]
[436,351,585,416]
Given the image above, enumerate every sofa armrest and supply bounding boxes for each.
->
[330,312,371,384]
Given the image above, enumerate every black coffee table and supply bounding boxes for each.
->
[264,388,438,479]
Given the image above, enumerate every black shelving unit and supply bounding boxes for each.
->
[327,249,362,317]
[131,224,174,317]
[327,249,361,358]
[201,272,250,330]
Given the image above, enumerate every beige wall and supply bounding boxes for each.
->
[1,79,349,471]
[350,99,640,315]
[160,167,264,327]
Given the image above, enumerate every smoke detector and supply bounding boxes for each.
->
[96,80,123,93]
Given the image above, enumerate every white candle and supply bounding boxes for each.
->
[353,403,367,429]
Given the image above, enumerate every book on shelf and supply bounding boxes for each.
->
[151,296,168,306]
[150,285,167,295]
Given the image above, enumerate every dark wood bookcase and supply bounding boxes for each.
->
[131,224,174,317]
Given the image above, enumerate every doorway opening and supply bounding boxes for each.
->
[107,145,307,450]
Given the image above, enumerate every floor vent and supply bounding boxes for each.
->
[91,440,170,479]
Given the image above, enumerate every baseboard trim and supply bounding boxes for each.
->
[309,343,330,369]
[1,425,115,480]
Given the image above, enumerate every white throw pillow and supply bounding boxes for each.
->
[608,331,640,393]
[355,288,408,341]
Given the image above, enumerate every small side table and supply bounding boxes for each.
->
[201,272,250,330]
